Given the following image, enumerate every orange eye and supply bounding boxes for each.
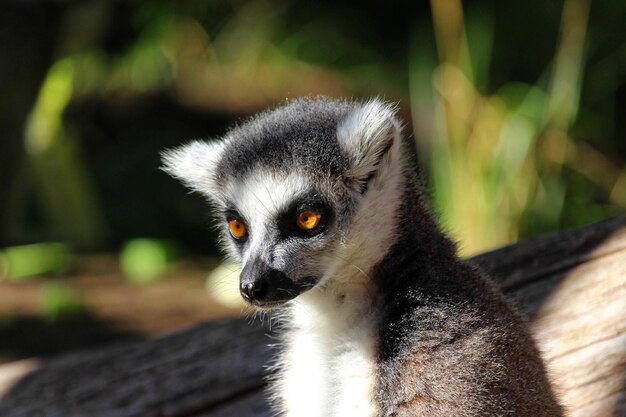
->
[296,210,321,231]
[228,219,247,239]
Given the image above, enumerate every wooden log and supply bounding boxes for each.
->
[1,216,625,417]
[475,216,626,416]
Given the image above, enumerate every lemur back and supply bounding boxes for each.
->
[163,97,563,417]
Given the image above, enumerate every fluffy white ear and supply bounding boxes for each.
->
[161,140,226,197]
[337,99,401,194]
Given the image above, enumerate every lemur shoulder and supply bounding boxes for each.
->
[163,97,563,417]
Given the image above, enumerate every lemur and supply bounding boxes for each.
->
[162,98,563,417]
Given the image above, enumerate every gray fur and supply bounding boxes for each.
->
[162,97,563,416]
[216,99,353,184]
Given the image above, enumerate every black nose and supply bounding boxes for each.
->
[240,260,277,304]
[239,259,305,306]
[240,279,267,302]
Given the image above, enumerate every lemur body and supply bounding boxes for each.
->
[163,98,563,416]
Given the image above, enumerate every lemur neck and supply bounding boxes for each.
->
[295,279,380,329]
[303,163,454,321]
[372,172,459,299]
[333,170,456,307]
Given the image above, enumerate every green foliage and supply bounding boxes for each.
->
[6,0,625,255]
[0,243,72,281]
[120,238,179,283]
[24,59,107,250]
[410,0,626,254]
[41,282,90,321]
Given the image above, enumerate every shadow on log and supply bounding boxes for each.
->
[1,217,625,417]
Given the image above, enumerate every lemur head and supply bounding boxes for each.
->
[163,98,407,308]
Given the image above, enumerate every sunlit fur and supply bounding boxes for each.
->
[163,97,563,417]
[270,101,407,417]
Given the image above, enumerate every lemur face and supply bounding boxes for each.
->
[217,169,346,307]
[163,98,402,308]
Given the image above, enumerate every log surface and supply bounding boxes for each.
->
[1,217,625,417]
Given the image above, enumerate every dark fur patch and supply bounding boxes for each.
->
[371,163,563,415]
[216,98,354,182]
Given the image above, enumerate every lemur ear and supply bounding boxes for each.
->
[337,99,401,194]
[160,139,226,197]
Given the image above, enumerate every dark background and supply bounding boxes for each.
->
[2,0,625,255]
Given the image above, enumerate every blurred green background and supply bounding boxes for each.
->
[0,0,625,358]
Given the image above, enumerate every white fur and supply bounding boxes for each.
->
[223,169,312,268]
[276,289,380,417]
[161,139,227,197]
[273,102,406,417]
[326,100,405,291]
[337,99,402,190]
